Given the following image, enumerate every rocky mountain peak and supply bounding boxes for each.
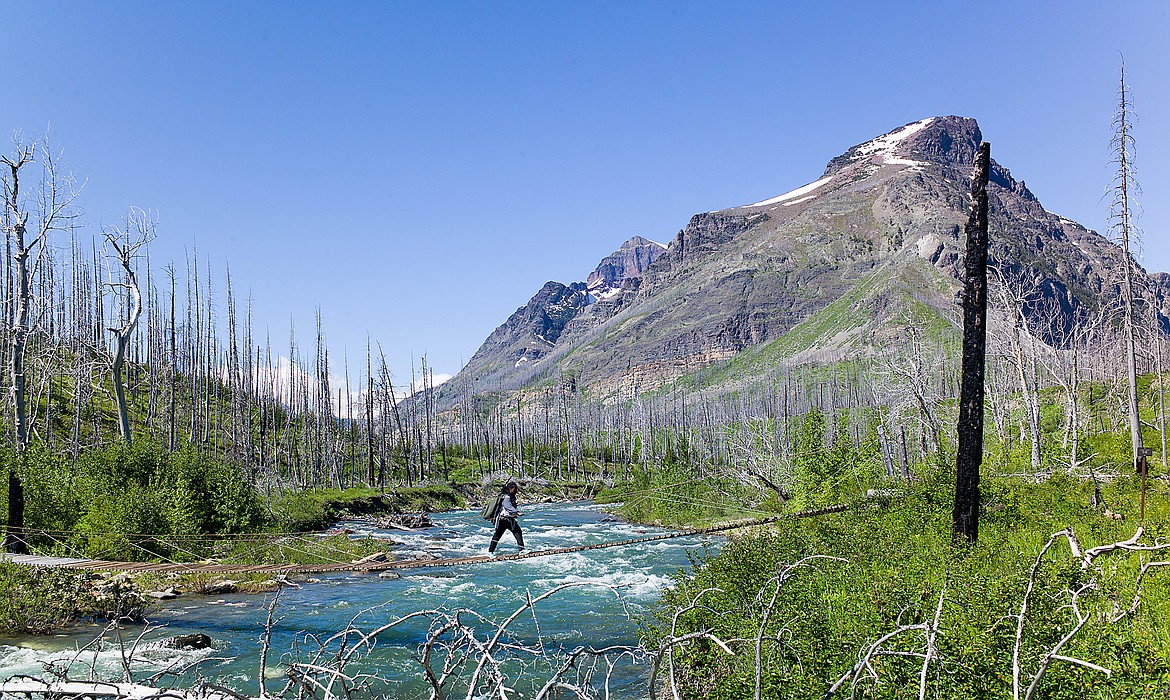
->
[823,115,983,176]
[586,236,667,300]
[620,235,659,250]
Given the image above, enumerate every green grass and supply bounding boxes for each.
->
[652,472,1170,699]
[670,259,959,393]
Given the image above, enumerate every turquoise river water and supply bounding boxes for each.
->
[0,501,721,698]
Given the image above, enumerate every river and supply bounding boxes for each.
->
[0,501,720,699]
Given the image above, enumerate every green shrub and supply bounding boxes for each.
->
[650,475,1170,699]
[598,464,761,526]
[0,562,89,634]
[1,439,266,560]
[267,484,465,532]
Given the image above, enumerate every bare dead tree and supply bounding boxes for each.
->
[1032,299,1112,499]
[1,135,80,553]
[990,267,1045,473]
[103,209,155,445]
[725,424,794,505]
[1109,61,1144,463]
[873,314,944,461]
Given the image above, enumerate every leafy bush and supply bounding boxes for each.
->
[597,464,754,526]
[649,474,1170,699]
[0,562,89,634]
[2,439,265,560]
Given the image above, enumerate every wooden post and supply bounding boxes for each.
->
[1137,446,1152,521]
[953,142,992,544]
[1140,455,1147,521]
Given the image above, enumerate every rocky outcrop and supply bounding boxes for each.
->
[586,236,666,298]
[650,212,765,276]
[201,580,238,595]
[462,281,591,378]
[452,238,669,390]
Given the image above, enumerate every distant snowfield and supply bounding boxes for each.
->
[851,117,935,168]
[586,282,625,304]
[743,118,937,210]
[747,175,835,208]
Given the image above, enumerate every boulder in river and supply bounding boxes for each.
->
[202,580,238,595]
[161,633,212,650]
[352,551,389,565]
[373,513,434,530]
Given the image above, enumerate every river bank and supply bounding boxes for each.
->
[0,480,608,636]
[643,473,1170,698]
[0,501,718,699]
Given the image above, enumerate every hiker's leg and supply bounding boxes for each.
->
[488,519,509,552]
[510,520,525,549]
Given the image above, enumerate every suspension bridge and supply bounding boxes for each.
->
[0,504,851,576]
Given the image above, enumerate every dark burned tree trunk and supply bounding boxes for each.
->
[953,141,991,544]
[168,266,177,451]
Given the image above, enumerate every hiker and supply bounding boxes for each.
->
[488,481,525,554]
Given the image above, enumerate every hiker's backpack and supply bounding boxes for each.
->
[481,493,504,521]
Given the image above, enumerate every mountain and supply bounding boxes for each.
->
[586,236,668,301]
[441,116,1167,402]
[454,236,667,386]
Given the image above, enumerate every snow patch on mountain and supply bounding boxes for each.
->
[881,154,926,167]
[850,118,935,168]
[747,176,834,208]
[586,285,623,303]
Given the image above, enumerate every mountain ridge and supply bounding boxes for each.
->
[441,115,1167,403]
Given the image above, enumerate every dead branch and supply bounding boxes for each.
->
[1111,559,1170,623]
[824,584,946,699]
[755,556,846,700]
[1011,527,1170,700]
[1079,527,1169,570]
[648,587,734,700]
[1023,582,1103,700]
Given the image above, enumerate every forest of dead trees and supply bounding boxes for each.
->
[1,126,1166,515]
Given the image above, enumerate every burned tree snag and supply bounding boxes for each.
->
[1110,63,1143,464]
[105,211,154,446]
[2,140,78,553]
[953,141,991,544]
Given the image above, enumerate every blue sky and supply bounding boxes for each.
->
[3,2,1168,385]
